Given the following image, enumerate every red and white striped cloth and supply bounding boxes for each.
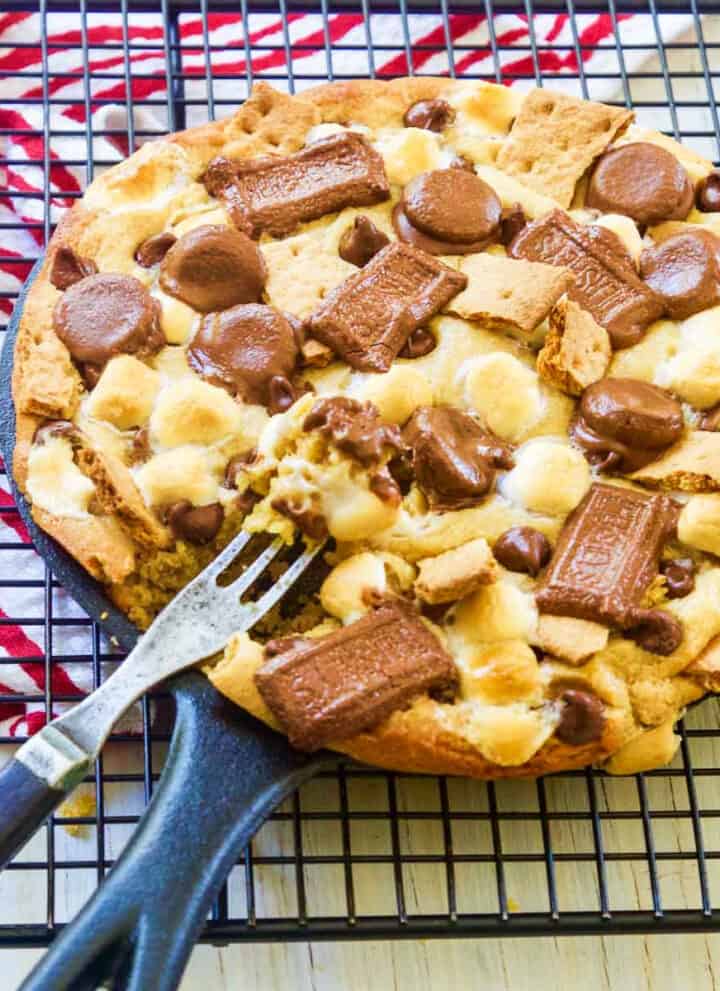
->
[0,8,693,737]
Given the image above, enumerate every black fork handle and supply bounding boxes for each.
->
[20,671,330,991]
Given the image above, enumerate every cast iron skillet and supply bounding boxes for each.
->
[0,261,334,991]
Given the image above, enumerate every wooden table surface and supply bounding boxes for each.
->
[4,16,720,991]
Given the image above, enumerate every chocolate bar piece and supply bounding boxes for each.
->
[509,210,664,348]
[305,242,467,372]
[536,483,677,627]
[255,600,458,751]
[203,132,390,239]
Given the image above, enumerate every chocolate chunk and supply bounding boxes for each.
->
[571,378,684,473]
[338,215,390,267]
[254,599,458,751]
[49,246,97,291]
[661,558,696,599]
[625,607,683,656]
[555,690,605,745]
[369,467,402,506]
[399,326,436,359]
[303,396,403,466]
[159,225,266,313]
[499,203,527,246]
[271,496,328,541]
[403,98,456,132]
[188,303,299,409]
[393,169,501,255]
[586,142,694,226]
[509,210,664,349]
[305,242,466,373]
[203,133,389,239]
[403,405,513,511]
[536,483,678,630]
[165,500,224,544]
[134,232,177,268]
[53,273,164,366]
[640,230,720,321]
[493,527,551,577]
[696,170,720,213]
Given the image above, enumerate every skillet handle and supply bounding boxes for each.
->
[0,759,66,869]
[20,672,328,991]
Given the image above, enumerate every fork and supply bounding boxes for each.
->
[0,529,323,870]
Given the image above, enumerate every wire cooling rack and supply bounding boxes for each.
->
[2,0,720,950]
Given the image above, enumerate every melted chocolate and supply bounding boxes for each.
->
[271,496,329,541]
[49,247,97,291]
[696,170,720,213]
[625,607,683,655]
[159,224,266,313]
[555,690,605,745]
[399,326,436,359]
[403,405,513,511]
[338,215,389,267]
[254,599,458,751]
[305,241,466,373]
[509,210,664,349]
[499,203,527,246]
[403,98,456,132]
[303,396,403,466]
[203,132,389,239]
[188,303,299,409]
[640,230,720,321]
[586,142,694,226]
[53,273,164,366]
[165,500,224,544]
[572,378,684,473]
[134,232,177,268]
[493,527,551,577]
[661,558,696,599]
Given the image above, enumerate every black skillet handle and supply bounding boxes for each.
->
[0,759,66,869]
[20,672,329,991]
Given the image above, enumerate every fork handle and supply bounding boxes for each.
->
[19,671,328,991]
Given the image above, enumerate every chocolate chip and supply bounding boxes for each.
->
[499,203,527,246]
[134,232,177,268]
[338,215,390,267]
[399,326,436,359]
[403,99,456,132]
[625,607,683,655]
[661,558,696,599]
[53,274,164,366]
[493,527,551,577]
[49,246,97,291]
[165,501,224,544]
[159,225,266,313]
[555,690,605,746]
[696,170,720,213]
[587,142,694,226]
[640,230,720,321]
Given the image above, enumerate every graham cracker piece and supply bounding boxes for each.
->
[414,538,498,605]
[630,432,720,493]
[446,253,574,337]
[496,88,634,208]
[535,614,609,665]
[537,297,611,397]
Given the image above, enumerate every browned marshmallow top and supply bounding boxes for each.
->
[639,230,720,321]
[586,142,694,226]
[306,241,466,373]
[510,209,664,349]
[188,303,299,410]
[536,483,681,654]
[303,396,403,466]
[203,132,389,239]
[493,527,551,577]
[696,170,720,213]
[393,169,502,256]
[403,98,456,131]
[572,378,684,473]
[159,224,266,313]
[338,215,390,267]
[254,599,458,751]
[49,246,97,291]
[403,405,513,511]
[53,273,164,366]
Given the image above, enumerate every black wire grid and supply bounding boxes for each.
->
[2,0,720,948]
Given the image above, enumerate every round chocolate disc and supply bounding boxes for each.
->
[640,230,720,321]
[402,169,502,244]
[586,142,694,226]
[188,303,299,408]
[580,378,684,452]
[53,273,164,365]
[159,224,267,313]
